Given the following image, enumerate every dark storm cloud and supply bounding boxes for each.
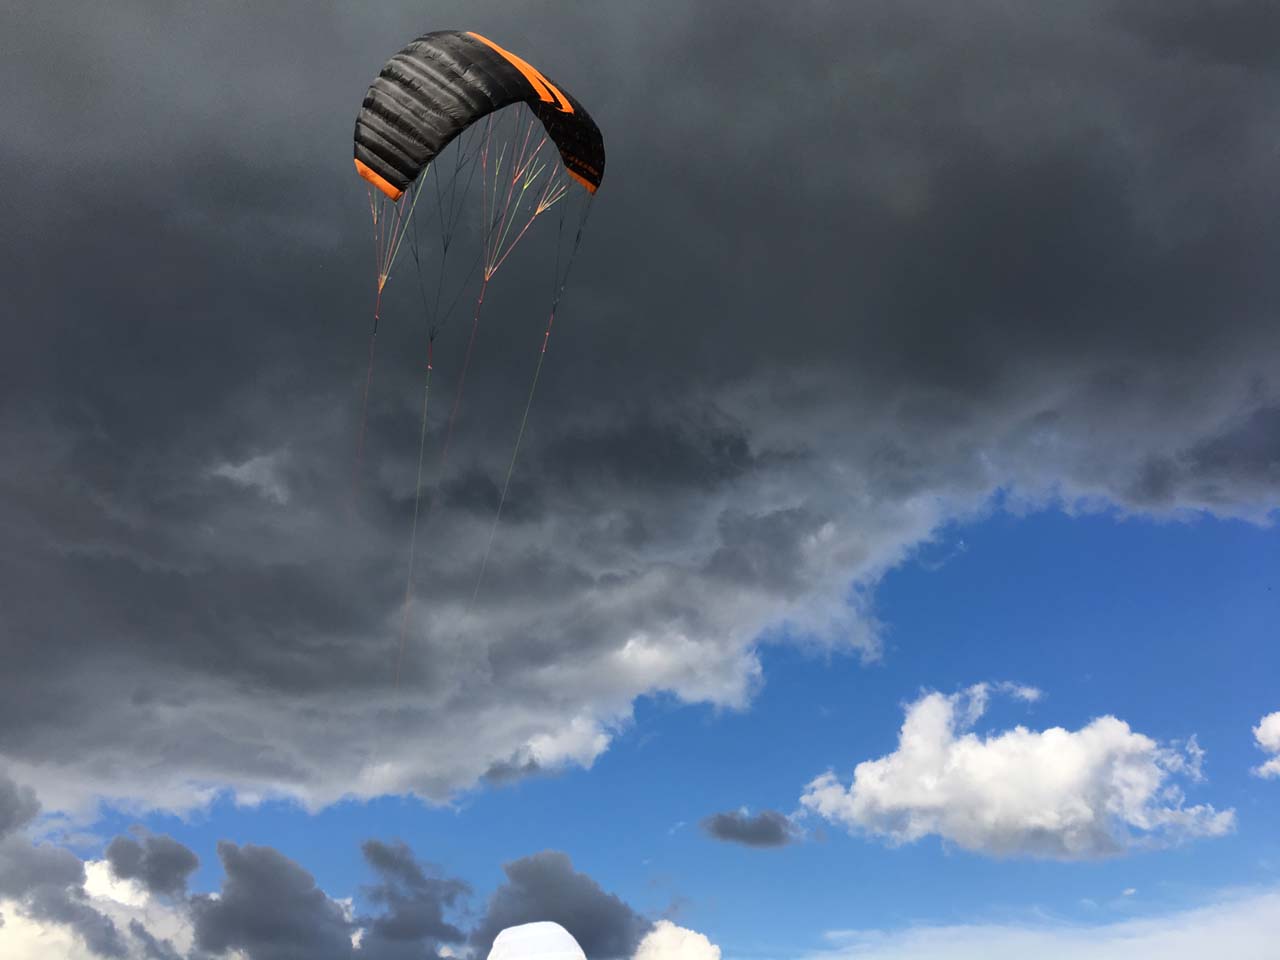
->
[190,842,354,960]
[1113,0,1280,70]
[357,839,469,959]
[106,832,199,897]
[472,851,651,960]
[1183,405,1280,503]
[1123,404,1280,507]
[443,466,544,524]
[544,414,756,493]
[2,0,1279,813]
[700,809,796,848]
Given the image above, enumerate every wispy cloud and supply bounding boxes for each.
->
[805,888,1280,960]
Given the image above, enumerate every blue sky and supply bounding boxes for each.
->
[60,503,1279,957]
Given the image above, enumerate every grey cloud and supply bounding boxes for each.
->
[129,919,184,960]
[481,754,543,786]
[1182,405,1280,504]
[190,842,354,960]
[700,809,796,848]
[442,466,544,524]
[2,825,659,960]
[106,833,199,898]
[471,851,651,960]
[1113,0,1280,70]
[544,414,755,494]
[704,507,823,596]
[357,839,469,959]
[0,836,85,899]
[0,773,40,838]
[25,884,127,958]
[1124,404,1280,508]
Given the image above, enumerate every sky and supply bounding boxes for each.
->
[1,1,1279,958]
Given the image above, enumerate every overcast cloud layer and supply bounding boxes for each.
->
[2,0,1278,817]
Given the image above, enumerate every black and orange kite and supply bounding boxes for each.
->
[354,29,606,201]
[349,31,607,670]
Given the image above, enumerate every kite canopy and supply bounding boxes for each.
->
[486,922,589,960]
[354,30,606,200]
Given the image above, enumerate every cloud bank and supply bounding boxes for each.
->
[3,0,1277,821]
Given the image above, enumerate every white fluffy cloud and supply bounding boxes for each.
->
[0,906,92,960]
[805,889,1280,960]
[633,921,721,960]
[800,684,1234,859]
[1251,711,1280,779]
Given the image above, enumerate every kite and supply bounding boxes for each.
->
[355,30,604,201]
[350,30,606,685]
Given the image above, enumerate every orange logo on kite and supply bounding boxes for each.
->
[467,32,575,114]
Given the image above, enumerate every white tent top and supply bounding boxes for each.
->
[486,922,588,960]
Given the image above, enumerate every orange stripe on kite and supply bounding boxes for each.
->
[565,167,598,194]
[467,32,575,114]
[354,157,404,201]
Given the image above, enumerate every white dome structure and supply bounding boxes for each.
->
[486,922,589,960]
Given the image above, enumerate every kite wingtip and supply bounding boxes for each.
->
[354,157,404,201]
